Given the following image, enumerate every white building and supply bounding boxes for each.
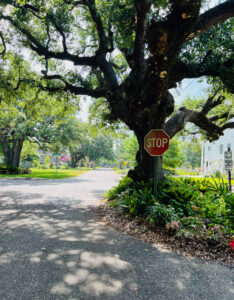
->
[37,150,55,165]
[201,128,234,175]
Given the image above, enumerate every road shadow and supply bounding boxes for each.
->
[0,169,118,187]
[0,177,95,187]
[0,192,233,299]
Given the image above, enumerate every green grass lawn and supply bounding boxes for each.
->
[179,176,234,186]
[0,167,91,180]
[113,168,129,175]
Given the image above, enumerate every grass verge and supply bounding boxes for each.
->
[0,167,91,179]
[113,168,129,175]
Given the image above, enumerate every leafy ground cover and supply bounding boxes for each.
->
[101,176,234,264]
[0,167,91,179]
[0,164,30,175]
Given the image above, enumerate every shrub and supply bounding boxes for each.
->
[60,163,69,170]
[0,164,31,175]
[117,187,156,216]
[164,168,177,175]
[208,175,230,194]
[105,176,133,200]
[107,176,233,241]
[146,203,176,225]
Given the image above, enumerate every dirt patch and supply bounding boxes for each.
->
[97,202,234,267]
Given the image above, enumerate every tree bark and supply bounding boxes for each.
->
[127,121,165,183]
[69,149,85,168]
[0,138,24,167]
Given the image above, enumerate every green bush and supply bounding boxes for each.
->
[164,168,177,175]
[167,217,229,242]
[117,187,155,216]
[107,176,234,240]
[105,176,133,200]
[146,204,176,225]
[0,164,30,175]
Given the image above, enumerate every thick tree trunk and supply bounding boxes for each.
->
[1,141,11,165]
[128,127,165,182]
[0,138,24,167]
[69,149,85,168]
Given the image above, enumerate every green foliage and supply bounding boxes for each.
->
[44,156,50,168]
[146,204,176,225]
[178,19,234,93]
[180,138,201,169]
[181,92,234,137]
[163,168,177,175]
[0,52,80,166]
[0,164,30,174]
[105,176,133,200]
[116,184,155,216]
[163,138,182,169]
[0,167,89,179]
[87,134,115,164]
[21,141,39,162]
[115,134,139,167]
[107,176,233,243]
[209,174,230,194]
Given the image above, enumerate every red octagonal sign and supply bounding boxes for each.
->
[144,129,170,156]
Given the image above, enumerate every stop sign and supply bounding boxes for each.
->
[144,129,170,156]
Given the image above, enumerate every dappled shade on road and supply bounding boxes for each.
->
[0,170,233,299]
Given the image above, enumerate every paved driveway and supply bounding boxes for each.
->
[0,169,233,300]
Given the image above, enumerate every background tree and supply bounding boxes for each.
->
[45,118,88,166]
[57,120,90,168]
[20,141,39,164]
[1,0,233,181]
[87,134,115,165]
[181,141,201,169]
[163,138,182,169]
[116,135,139,168]
[0,54,79,166]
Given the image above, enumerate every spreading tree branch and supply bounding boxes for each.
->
[0,31,6,57]
[221,122,234,130]
[192,1,234,39]
[201,93,224,115]
[171,57,234,90]
[210,113,234,122]
[166,90,233,141]
[83,0,108,52]
[47,14,68,53]
[133,0,151,73]
[42,74,107,98]
[166,107,224,140]
[0,14,97,67]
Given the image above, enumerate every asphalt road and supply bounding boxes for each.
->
[0,169,233,300]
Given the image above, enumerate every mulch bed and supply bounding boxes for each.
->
[97,202,234,267]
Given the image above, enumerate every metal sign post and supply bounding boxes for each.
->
[144,129,170,198]
[53,153,60,176]
[224,147,232,191]
[154,157,159,198]
[55,156,58,176]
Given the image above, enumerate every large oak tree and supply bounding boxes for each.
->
[0,53,79,166]
[0,0,233,180]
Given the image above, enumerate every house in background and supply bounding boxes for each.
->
[201,128,234,175]
[37,150,56,165]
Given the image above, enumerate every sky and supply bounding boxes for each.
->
[170,78,209,105]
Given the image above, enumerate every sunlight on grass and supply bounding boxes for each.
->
[113,168,129,175]
[180,176,234,186]
[0,167,91,180]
